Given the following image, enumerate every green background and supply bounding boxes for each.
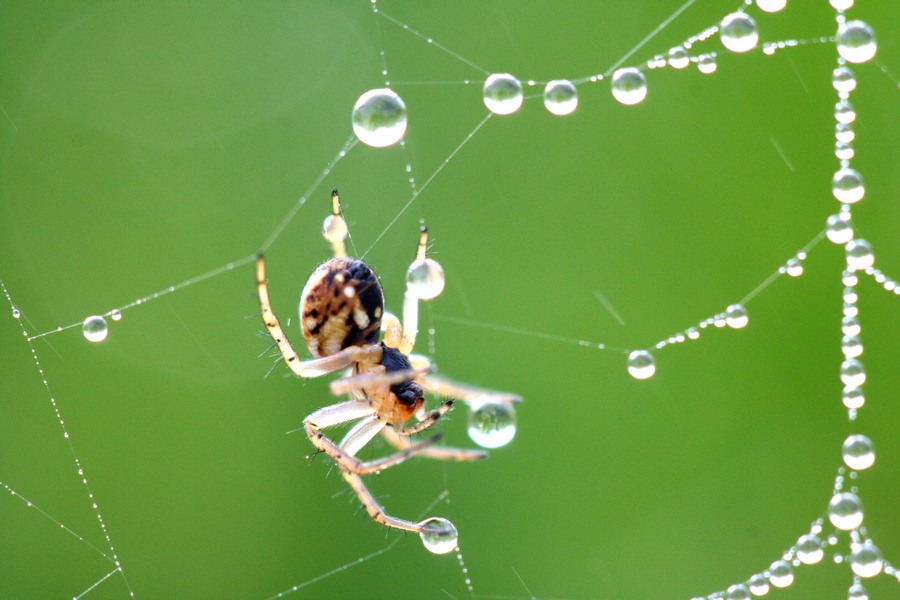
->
[1,2,897,598]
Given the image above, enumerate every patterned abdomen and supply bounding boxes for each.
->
[299,257,384,357]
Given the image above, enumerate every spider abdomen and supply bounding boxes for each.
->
[299,257,384,357]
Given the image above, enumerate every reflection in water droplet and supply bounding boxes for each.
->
[768,560,793,588]
[832,168,865,204]
[845,239,874,271]
[543,80,578,116]
[720,12,759,53]
[406,258,445,300]
[849,542,883,577]
[667,46,689,69]
[826,213,854,244]
[842,434,874,470]
[836,20,877,64]
[351,89,408,148]
[611,68,648,105]
[627,350,655,379]
[832,66,857,94]
[110,309,122,322]
[796,534,824,564]
[83,315,109,343]
[483,73,523,115]
[467,397,516,448]
[828,492,863,530]
[419,517,458,554]
[725,304,748,329]
[697,54,717,74]
[747,573,769,596]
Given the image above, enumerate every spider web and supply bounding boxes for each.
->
[1,1,898,598]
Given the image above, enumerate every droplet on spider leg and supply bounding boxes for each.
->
[543,79,577,116]
[322,214,348,243]
[842,434,874,470]
[837,20,877,64]
[419,517,458,554]
[828,491,863,530]
[482,73,523,115]
[82,315,109,342]
[351,88,408,148]
[720,12,758,53]
[611,68,647,105]
[466,397,516,448]
[850,542,883,577]
[406,258,445,300]
[627,350,655,380]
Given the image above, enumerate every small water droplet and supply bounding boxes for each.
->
[543,79,578,116]
[322,214,348,243]
[841,316,861,337]
[721,12,759,53]
[841,334,862,359]
[850,542,883,577]
[785,258,803,277]
[419,517,458,554]
[837,20,877,63]
[12,307,20,319]
[747,573,769,596]
[483,73,523,115]
[667,46,690,69]
[466,397,516,448]
[796,534,824,564]
[842,386,864,409]
[756,0,786,12]
[110,309,122,322]
[848,583,869,600]
[697,54,717,74]
[627,350,655,379]
[830,0,854,10]
[686,328,700,340]
[846,239,874,271]
[842,434,874,470]
[725,304,749,328]
[83,316,109,343]
[840,358,866,387]
[832,168,864,204]
[768,560,794,588]
[835,100,856,124]
[351,88,408,148]
[828,492,863,530]
[407,258,445,300]
[725,583,751,600]
[611,68,648,105]
[832,66,857,93]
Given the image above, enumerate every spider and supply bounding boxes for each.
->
[256,189,520,547]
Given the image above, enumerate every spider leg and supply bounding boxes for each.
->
[329,366,428,397]
[380,425,487,461]
[256,252,383,377]
[340,469,438,534]
[419,370,523,405]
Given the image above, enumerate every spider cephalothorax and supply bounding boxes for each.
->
[256,188,520,550]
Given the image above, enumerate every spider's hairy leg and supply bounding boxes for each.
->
[398,228,430,356]
[323,188,349,258]
[340,469,440,534]
[419,371,523,405]
[305,400,376,429]
[397,398,456,436]
[381,425,487,461]
[329,366,427,396]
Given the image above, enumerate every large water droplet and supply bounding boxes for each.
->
[796,534,824,564]
[667,46,689,69]
[756,0,786,12]
[483,73,523,115]
[627,350,655,379]
[840,359,866,387]
[747,573,769,596]
[842,386,864,409]
[725,304,748,329]
[726,583,751,600]
[406,258,445,300]
[832,66,857,94]
[611,68,648,105]
[842,434,874,470]
[832,168,864,203]
[845,239,874,271]
[83,315,109,343]
[836,20,877,63]
[721,12,759,53]
[543,80,578,116]
[826,212,854,244]
[850,542,883,577]
[697,54,717,74]
[322,214,348,243]
[351,88,408,148]
[768,560,793,588]
[830,0,854,10]
[419,517,458,554]
[828,492,863,530]
[467,397,517,448]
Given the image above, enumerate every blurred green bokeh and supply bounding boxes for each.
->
[1,2,897,599]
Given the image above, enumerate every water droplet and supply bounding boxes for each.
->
[828,492,863,530]
[110,309,122,322]
[611,68,648,105]
[725,304,748,329]
[697,54,717,74]
[841,316,860,336]
[419,517,458,554]
[322,214,348,243]
[832,168,864,204]
[351,88,407,148]
[768,560,793,588]
[543,79,578,115]
[843,287,858,305]
[747,573,769,596]
[466,397,517,448]
[720,12,759,53]
[837,20,877,63]
[835,123,855,144]
[796,534,824,564]
[843,434,874,470]
[482,73,523,115]
[842,386,864,409]
[406,258,445,300]
[784,258,803,277]
[12,307,20,319]
[850,542,883,577]
[848,583,868,600]
[830,0,854,10]
[686,328,700,340]
[835,100,856,124]
[840,358,866,387]
[832,66,857,94]
[756,0,786,12]
[834,141,854,161]
[83,316,109,343]
[726,583,751,600]
[627,350,655,379]
[841,335,862,358]
[667,46,689,69]
[846,239,874,271]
